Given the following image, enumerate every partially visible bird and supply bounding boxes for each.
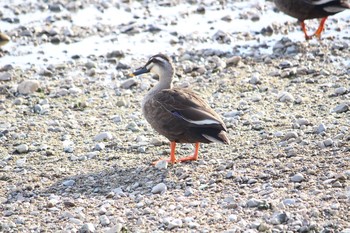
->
[274,0,350,40]
[131,54,230,165]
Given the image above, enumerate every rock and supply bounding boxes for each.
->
[246,198,262,208]
[17,80,40,95]
[334,87,347,95]
[278,92,294,102]
[282,198,296,206]
[316,123,327,134]
[106,50,124,58]
[283,131,298,141]
[16,158,26,167]
[94,143,105,151]
[226,56,241,67]
[154,160,168,169]
[63,140,74,153]
[94,132,113,141]
[270,212,288,225]
[291,173,304,182]
[79,223,95,233]
[85,61,97,69]
[323,138,333,147]
[228,214,238,222]
[63,180,75,186]
[15,144,29,154]
[104,224,124,233]
[120,78,137,89]
[99,215,110,226]
[184,187,194,196]
[151,183,167,194]
[168,219,183,230]
[332,103,349,113]
[0,72,11,81]
[249,73,261,85]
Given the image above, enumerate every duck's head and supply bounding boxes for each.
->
[132,54,174,79]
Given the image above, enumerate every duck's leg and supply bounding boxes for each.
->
[178,142,200,162]
[301,21,312,40]
[314,17,328,39]
[152,141,177,165]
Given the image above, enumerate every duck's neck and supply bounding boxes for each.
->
[142,70,173,107]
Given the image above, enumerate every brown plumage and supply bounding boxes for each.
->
[274,0,350,39]
[131,54,229,164]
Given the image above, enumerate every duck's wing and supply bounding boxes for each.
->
[154,88,227,131]
[304,0,350,11]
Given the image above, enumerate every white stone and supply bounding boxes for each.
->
[291,173,304,182]
[17,80,40,95]
[15,144,29,154]
[94,132,113,141]
[151,183,167,194]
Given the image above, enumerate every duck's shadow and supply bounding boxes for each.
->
[41,163,181,199]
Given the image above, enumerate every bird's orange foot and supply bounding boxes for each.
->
[177,155,198,162]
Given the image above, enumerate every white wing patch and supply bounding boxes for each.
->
[202,134,224,143]
[324,6,348,12]
[308,0,337,5]
[184,118,220,125]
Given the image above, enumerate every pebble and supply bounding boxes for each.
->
[334,87,347,95]
[0,72,11,81]
[104,224,124,233]
[246,198,262,208]
[332,103,349,113]
[270,212,288,225]
[168,219,183,230]
[282,198,296,206]
[283,131,298,141]
[278,92,294,102]
[291,173,304,182]
[226,56,241,67]
[184,187,194,196]
[94,132,113,141]
[249,73,261,85]
[79,223,95,233]
[63,179,75,186]
[17,80,40,95]
[316,123,327,134]
[15,144,29,154]
[120,78,137,89]
[154,160,168,169]
[99,215,110,226]
[151,183,167,194]
[94,143,105,151]
[323,138,333,147]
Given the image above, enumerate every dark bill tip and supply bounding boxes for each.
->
[132,66,150,76]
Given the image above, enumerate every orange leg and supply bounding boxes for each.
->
[301,21,312,40]
[152,141,177,165]
[152,142,200,165]
[314,17,328,39]
[177,142,200,162]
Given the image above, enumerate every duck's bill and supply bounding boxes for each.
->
[132,66,150,76]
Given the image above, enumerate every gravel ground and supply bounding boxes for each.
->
[1,0,350,232]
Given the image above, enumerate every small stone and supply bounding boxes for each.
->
[99,215,110,226]
[282,198,296,206]
[106,50,124,58]
[15,144,29,154]
[316,123,327,134]
[63,179,75,186]
[17,80,40,95]
[323,138,333,147]
[120,78,137,89]
[279,60,292,69]
[278,92,294,102]
[104,224,124,233]
[228,214,238,222]
[79,223,95,233]
[168,219,183,230]
[283,131,298,141]
[249,73,261,85]
[334,87,347,95]
[0,72,11,81]
[270,212,288,225]
[34,104,43,114]
[226,56,241,67]
[94,132,113,141]
[151,183,167,194]
[63,140,74,153]
[246,198,262,208]
[154,160,168,169]
[94,143,105,151]
[85,61,97,69]
[184,187,194,196]
[16,158,26,167]
[332,103,349,113]
[291,173,304,182]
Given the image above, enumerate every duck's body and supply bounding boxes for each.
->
[132,54,229,164]
[274,0,350,39]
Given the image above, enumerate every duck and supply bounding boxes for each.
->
[274,0,350,40]
[131,54,230,164]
